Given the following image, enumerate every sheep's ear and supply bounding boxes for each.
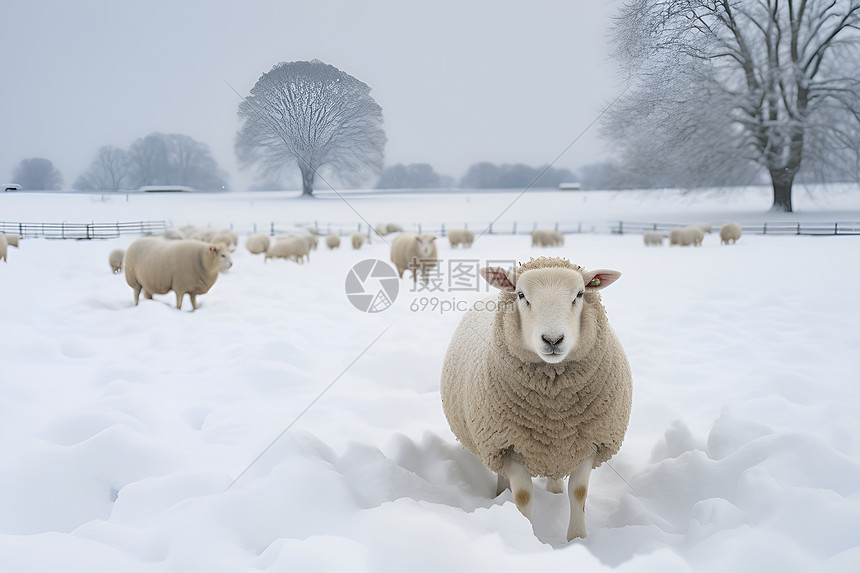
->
[480,266,517,292]
[582,269,621,290]
[209,245,217,253]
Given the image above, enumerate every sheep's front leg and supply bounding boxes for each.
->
[502,455,533,520]
[189,293,198,310]
[132,283,142,305]
[175,291,184,309]
[567,453,596,540]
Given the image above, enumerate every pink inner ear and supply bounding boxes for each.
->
[487,270,514,289]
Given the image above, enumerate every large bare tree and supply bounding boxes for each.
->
[608,0,860,211]
[235,60,386,196]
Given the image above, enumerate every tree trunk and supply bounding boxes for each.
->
[300,165,315,196]
[769,168,794,212]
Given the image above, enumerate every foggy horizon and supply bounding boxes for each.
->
[0,0,621,190]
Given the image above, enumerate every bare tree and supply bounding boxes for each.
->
[73,145,130,191]
[609,0,860,211]
[127,133,229,190]
[235,59,386,196]
[12,157,63,190]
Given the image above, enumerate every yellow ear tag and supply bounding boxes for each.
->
[591,278,601,286]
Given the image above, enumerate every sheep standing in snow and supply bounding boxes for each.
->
[532,229,564,247]
[720,223,742,245]
[246,233,270,255]
[124,237,232,310]
[109,248,125,274]
[325,234,341,250]
[351,232,366,250]
[448,228,475,248]
[390,232,438,285]
[669,226,704,247]
[643,232,664,246]
[441,257,632,541]
[266,236,310,263]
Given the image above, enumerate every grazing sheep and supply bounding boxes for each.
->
[162,227,185,240]
[211,229,239,250]
[276,233,316,259]
[669,226,704,247]
[375,223,404,236]
[643,232,664,246]
[448,228,475,248]
[695,224,713,234]
[326,234,341,249]
[351,232,366,250]
[0,233,6,262]
[265,236,310,263]
[3,233,20,247]
[390,232,438,285]
[440,257,631,541]
[109,248,125,274]
[531,229,564,247]
[124,237,232,310]
[720,222,742,245]
[246,233,270,255]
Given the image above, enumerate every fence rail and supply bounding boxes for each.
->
[0,220,167,239]
[610,221,860,236]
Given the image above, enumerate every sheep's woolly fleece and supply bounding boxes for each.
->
[441,256,632,479]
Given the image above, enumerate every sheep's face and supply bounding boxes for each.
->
[481,265,621,364]
[210,244,233,272]
[414,234,437,258]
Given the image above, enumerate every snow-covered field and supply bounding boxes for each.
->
[2,187,860,572]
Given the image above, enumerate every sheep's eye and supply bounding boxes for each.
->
[517,291,524,299]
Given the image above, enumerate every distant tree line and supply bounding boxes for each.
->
[73,132,229,192]
[375,163,455,189]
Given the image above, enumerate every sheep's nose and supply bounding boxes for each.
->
[542,334,564,346]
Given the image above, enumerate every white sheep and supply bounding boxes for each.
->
[531,229,564,247]
[668,226,704,247]
[325,234,341,249]
[0,233,6,262]
[109,248,125,274]
[266,236,310,263]
[246,233,270,255]
[720,222,742,245]
[124,237,232,310]
[440,257,632,541]
[390,232,438,285]
[351,232,366,250]
[643,232,664,246]
[448,228,475,248]
[162,227,185,240]
[211,229,239,250]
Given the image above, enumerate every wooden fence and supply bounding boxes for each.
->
[610,221,860,236]
[0,220,167,240]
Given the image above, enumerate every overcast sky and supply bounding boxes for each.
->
[1,0,623,189]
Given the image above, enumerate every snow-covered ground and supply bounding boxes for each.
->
[1,187,859,572]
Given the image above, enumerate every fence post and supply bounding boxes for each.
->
[488,223,493,234]
[62,222,65,239]
[270,222,275,236]
[440,223,445,237]
[796,223,800,235]
[835,222,838,235]
[512,221,517,235]
[618,221,623,234]
[763,222,767,235]
[554,222,559,231]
